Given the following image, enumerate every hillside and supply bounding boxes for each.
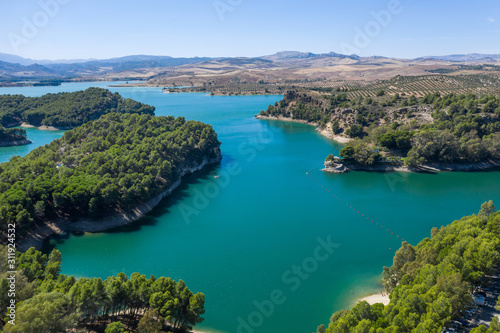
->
[115,52,500,90]
[0,60,61,82]
[416,53,500,62]
[43,55,212,76]
[258,88,435,136]
[258,86,500,169]
[0,53,212,85]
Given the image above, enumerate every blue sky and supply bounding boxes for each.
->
[1,0,499,60]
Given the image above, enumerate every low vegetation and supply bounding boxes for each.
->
[343,74,500,100]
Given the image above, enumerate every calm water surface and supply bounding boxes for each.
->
[1,82,499,333]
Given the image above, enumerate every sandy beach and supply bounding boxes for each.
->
[20,122,36,128]
[19,122,71,131]
[358,293,390,306]
[255,115,352,144]
[38,125,71,130]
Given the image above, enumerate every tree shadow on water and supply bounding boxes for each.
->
[42,162,221,253]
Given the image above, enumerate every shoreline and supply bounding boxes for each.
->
[19,122,71,131]
[324,159,500,173]
[257,115,500,173]
[0,139,32,147]
[166,91,281,96]
[358,292,390,306]
[17,155,222,252]
[254,114,351,143]
[190,328,228,333]
[109,83,284,96]
[38,125,72,131]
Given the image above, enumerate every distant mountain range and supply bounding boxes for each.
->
[0,51,499,82]
[3,51,499,67]
[0,52,95,66]
[0,51,359,66]
[0,54,214,81]
[261,51,360,61]
[43,55,212,74]
[416,53,500,62]
[0,60,61,81]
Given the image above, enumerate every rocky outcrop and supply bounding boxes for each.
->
[323,159,349,173]
[326,159,500,173]
[0,139,32,147]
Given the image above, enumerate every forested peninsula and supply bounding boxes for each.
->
[315,201,500,333]
[0,125,30,147]
[258,90,500,171]
[0,113,221,249]
[0,87,155,130]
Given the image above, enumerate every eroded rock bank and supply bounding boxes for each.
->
[17,154,222,252]
[323,159,500,173]
[0,139,32,147]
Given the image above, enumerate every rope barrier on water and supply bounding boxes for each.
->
[305,162,406,243]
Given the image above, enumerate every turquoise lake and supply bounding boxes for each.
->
[1,82,499,333]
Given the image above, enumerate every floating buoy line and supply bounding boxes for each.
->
[305,161,405,243]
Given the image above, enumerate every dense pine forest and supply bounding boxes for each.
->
[260,91,500,166]
[0,88,220,332]
[0,113,221,239]
[316,201,500,333]
[0,125,28,146]
[0,246,205,332]
[0,88,155,128]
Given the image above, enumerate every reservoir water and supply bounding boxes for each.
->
[1,82,499,333]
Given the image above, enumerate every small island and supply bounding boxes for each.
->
[0,113,221,251]
[258,88,500,172]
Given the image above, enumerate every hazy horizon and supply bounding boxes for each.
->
[2,50,500,64]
